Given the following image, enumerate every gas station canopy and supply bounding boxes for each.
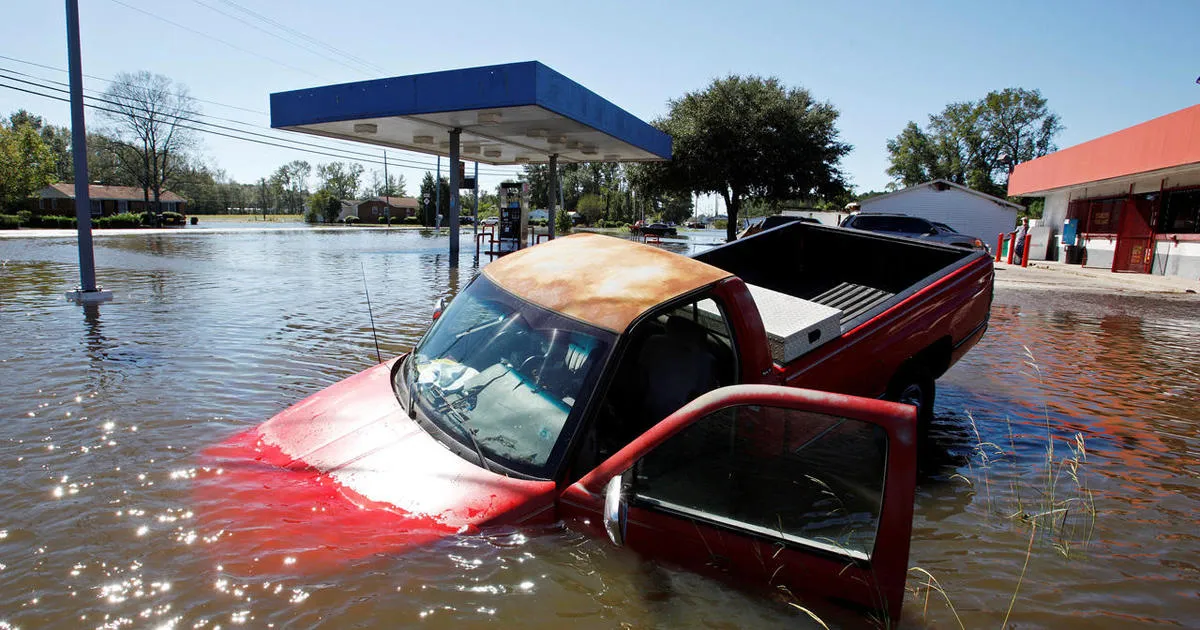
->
[270,61,672,165]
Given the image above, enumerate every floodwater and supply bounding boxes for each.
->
[0,226,1197,629]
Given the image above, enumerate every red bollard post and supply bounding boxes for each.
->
[1021,234,1033,267]
[1006,234,1017,264]
[995,233,1004,262]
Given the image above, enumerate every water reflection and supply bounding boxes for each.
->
[0,228,1197,628]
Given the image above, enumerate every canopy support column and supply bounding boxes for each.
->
[548,153,558,240]
[448,128,461,264]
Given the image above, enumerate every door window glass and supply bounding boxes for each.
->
[585,295,738,467]
[631,404,887,560]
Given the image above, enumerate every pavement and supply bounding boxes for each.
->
[993,258,1199,296]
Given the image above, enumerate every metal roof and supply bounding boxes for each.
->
[1008,104,1200,196]
[862,179,1023,210]
[270,61,671,166]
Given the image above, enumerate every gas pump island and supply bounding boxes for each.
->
[497,182,528,255]
[269,61,672,263]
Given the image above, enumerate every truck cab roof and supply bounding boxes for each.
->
[483,233,731,333]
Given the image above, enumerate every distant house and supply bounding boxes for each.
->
[856,179,1021,242]
[336,200,361,222]
[356,196,419,221]
[34,184,188,217]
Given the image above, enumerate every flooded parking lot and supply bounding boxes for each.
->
[1,227,1197,628]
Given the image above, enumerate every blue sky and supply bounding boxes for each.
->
[1,0,1197,207]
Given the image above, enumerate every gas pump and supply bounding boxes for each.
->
[497,181,528,255]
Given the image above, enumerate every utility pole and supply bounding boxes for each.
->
[64,0,110,303]
[383,150,390,226]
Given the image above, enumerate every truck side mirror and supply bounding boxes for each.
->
[603,471,630,546]
[432,296,447,321]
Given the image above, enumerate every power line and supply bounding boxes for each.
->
[214,0,390,75]
[188,0,374,78]
[0,54,522,175]
[0,52,267,116]
[0,79,522,177]
[103,0,328,81]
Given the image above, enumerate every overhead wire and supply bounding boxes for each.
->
[0,53,267,116]
[103,0,328,81]
[187,0,374,78]
[0,76,522,176]
[213,0,390,75]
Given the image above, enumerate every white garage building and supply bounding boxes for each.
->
[857,179,1021,242]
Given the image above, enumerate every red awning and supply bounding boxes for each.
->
[1008,104,1200,196]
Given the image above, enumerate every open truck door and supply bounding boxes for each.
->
[560,385,917,624]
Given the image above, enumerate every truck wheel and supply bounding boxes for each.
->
[887,368,935,428]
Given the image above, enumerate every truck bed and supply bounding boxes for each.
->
[693,222,983,332]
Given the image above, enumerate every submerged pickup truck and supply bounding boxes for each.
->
[196,222,993,622]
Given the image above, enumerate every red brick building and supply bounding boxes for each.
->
[356,196,419,221]
[34,184,187,217]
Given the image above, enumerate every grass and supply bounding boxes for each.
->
[195,213,304,222]
[907,346,1098,628]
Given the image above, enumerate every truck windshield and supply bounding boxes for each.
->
[401,275,614,478]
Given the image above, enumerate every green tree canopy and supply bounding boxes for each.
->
[306,188,341,224]
[886,88,1063,198]
[316,161,363,200]
[635,75,851,241]
[418,172,450,226]
[0,116,56,210]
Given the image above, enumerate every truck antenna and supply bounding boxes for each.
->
[361,261,383,364]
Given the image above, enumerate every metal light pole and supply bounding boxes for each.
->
[64,0,110,303]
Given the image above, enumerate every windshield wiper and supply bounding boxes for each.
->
[418,380,494,474]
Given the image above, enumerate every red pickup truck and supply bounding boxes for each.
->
[196,223,993,623]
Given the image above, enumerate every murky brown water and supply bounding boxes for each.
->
[1,226,1197,628]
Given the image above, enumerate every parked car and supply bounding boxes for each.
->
[841,212,988,251]
[736,214,820,239]
[633,221,677,236]
[482,216,499,226]
[196,224,993,623]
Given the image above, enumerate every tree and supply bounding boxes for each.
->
[368,170,407,198]
[0,116,56,210]
[270,160,310,214]
[635,75,851,241]
[886,88,1062,198]
[575,193,605,224]
[307,188,340,223]
[316,161,363,200]
[8,110,72,183]
[99,71,198,213]
[418,171,450,226]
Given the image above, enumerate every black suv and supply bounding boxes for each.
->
[840,213,987,251]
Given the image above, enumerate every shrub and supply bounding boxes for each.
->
[0,214,20,230]
[161,211,185,225]
[343,216,361,224]
[16,210,32,225]
[94,212,142,229]
[29,215,76,229]
[378,216,390,224]
[400,216,420,225]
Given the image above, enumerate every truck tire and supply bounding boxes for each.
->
[887,367,935,429]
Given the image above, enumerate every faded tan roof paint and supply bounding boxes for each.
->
[483,233,732,333]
